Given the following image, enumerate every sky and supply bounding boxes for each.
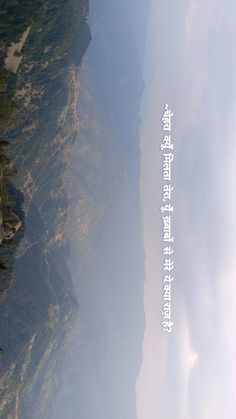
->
[137,1,236,419]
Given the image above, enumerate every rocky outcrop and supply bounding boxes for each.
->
[0,207,22,244]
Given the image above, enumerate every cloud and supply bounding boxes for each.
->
[185,0,197,35]
[179,308,199,419]
[184,0,218,52]
[140,0,236,418]
[187,352,199,370]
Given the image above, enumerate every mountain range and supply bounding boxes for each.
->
[0,0,149,417]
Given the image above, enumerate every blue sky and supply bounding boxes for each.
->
[138,1,236,418]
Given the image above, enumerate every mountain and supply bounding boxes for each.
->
[0,0,91,417]
[52,0,149,418]
[0,0,149,417]
[0,202,78,419]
